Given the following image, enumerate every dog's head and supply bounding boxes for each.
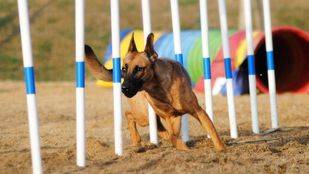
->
[121,33,158,98]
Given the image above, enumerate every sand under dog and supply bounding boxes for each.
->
[0,81,308,173]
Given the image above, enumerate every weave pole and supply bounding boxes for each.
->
[141,0,159,145]
[75,0,86,167]
[199,0,214,123]
[111,0,123,155]
[262,0,279,129]
[170,0,189,142]
[243,0,259,134]
[218,0,238,138]
[17,0,42,173]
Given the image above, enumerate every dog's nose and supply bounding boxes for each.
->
[121,85,129,92]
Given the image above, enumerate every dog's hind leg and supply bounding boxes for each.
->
[165,117,189,150]
[125,111,141,146]
[191,106,225,151]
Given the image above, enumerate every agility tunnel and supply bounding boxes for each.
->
[100,26,309,95]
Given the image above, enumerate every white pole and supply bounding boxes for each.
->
[218,0,238,138]
[75,0,86,167]
[199,0,214,123]
[111,0,123,156]
[170,0,189,142]
[170,0,182,56]
[262,0,278,129]
[141,0,159,145]
[243,0,259,134]
[17,0,42,173]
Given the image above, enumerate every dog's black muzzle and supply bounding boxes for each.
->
[121,76,144,98]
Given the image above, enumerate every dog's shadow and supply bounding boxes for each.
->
[136,126,308,152]
[185,126,309,149]
[224,126,308,147]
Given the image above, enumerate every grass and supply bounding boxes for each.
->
[0,54,22,79]
[0,0,308,81]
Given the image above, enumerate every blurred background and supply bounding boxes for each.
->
[0,0,308,81]
[0,2,308,173]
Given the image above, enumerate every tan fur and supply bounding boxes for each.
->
[85,45,170,147]
[85,33,225,151]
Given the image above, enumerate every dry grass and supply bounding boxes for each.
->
[0,0,308,80]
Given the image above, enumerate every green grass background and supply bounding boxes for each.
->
[0,0,308,81]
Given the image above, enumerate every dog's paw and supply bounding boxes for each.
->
[175,139,190,151]
[215,144,226,152]
[133,146,146,153]
[145,143,159,150]
[158,131,170,141]
[131,141,142,147]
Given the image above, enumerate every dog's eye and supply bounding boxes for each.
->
[122,64,129,72]
[136,66,144,72]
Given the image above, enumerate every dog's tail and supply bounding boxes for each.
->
[84,45,113,81]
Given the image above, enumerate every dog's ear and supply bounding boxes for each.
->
[144,33,158,62]
[128,33,137,53]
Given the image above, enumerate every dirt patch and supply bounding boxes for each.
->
[0,81,308,173]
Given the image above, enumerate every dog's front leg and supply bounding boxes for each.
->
[191,107,225,151]
[125,111,141,146]
[165,116,189,151]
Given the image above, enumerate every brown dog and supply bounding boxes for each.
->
[85,33,225,151]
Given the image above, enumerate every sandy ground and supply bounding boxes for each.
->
[0,81,308,174]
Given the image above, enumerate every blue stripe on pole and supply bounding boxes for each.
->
[76,61,85,88]
[113,58,121,83]
[175,53,183,65]
[266,51,275,70]
[24,67,36,94]
[247,55,256,75]
[203,58,211,79]
[224,58,233,79]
